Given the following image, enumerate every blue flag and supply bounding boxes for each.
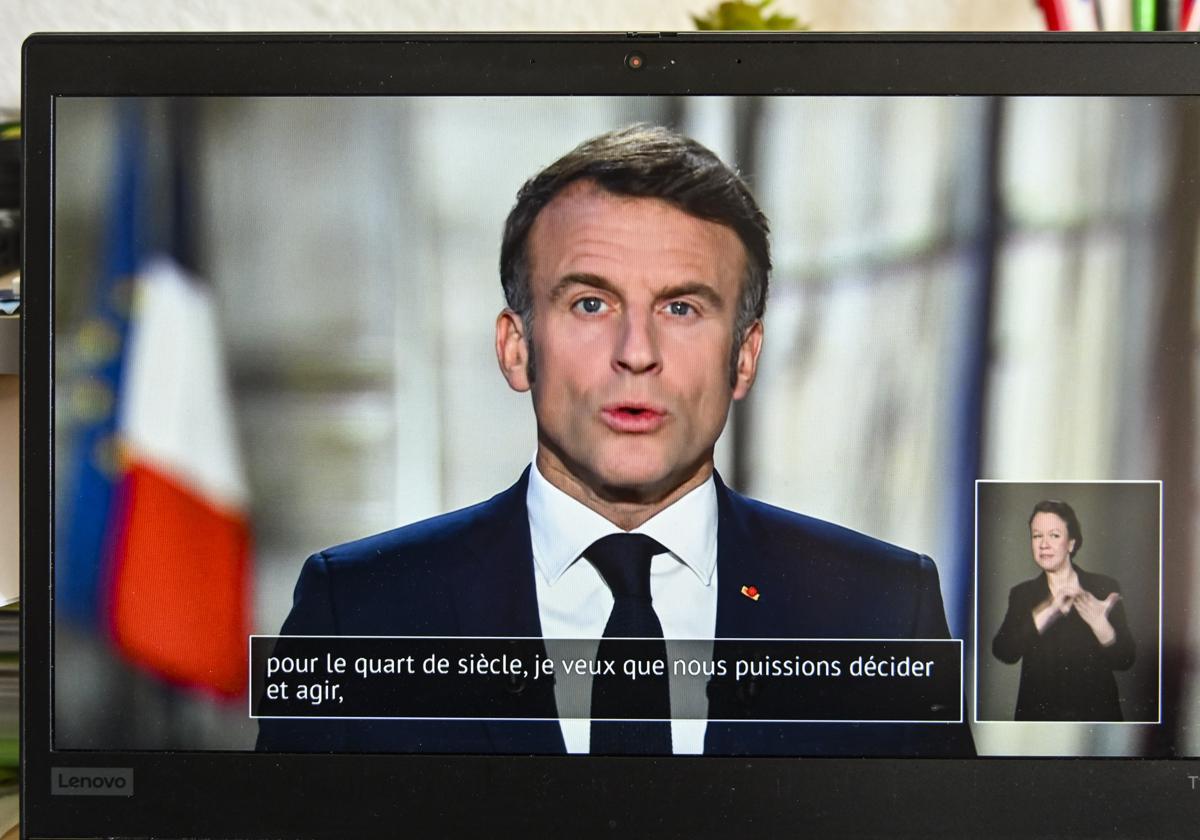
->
[56,102,148,627]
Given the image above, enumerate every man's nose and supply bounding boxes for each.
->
[613,309,661,374]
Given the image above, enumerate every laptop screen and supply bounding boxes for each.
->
[24,35,1200,838]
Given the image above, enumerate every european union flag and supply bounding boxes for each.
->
[56,102,148,627]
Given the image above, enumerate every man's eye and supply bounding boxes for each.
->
[666,300,694,316]
[574,297,607,314]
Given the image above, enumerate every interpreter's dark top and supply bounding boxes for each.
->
[992,565,1135,721]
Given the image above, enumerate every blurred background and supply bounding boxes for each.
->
[49,93,1198,757]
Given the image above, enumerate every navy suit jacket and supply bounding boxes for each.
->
[257,469,974,756]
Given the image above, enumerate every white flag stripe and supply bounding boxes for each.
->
[117,257,249,509]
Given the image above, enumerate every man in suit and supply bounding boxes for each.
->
[257,125,974,757]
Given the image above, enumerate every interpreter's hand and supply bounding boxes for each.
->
[1053,585,1080,614]
[1033,585,1080,634]
[1073,590,1120,647]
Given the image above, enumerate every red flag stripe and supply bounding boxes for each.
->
[106,460,251,696]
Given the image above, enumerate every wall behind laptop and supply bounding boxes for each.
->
[0,0,1044,114]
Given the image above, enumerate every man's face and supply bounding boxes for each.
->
[497,180,762,506]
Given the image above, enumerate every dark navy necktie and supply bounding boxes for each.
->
[586,533,673,755]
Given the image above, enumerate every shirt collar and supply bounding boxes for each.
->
[527,459,718,587]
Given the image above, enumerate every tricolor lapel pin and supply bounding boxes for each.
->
[740,584,760,601]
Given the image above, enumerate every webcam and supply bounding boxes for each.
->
[624,52,646,70]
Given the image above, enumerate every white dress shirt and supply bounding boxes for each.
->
[527,460,719,754]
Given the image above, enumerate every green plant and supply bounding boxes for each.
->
[692,0,806,31]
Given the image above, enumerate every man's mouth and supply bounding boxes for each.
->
[600,403,667,433]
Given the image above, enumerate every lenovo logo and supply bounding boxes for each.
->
[51,767,133,796]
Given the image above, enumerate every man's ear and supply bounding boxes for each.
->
[496,308,532,393]
[732,319,764,401]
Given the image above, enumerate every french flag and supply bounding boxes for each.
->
[61,102,252,698]
[105,256,252,697]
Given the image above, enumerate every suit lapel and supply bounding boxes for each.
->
[450,468,543,638]
[713,474,789,639]
[707,475,795,755]
[445,467,565,754]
